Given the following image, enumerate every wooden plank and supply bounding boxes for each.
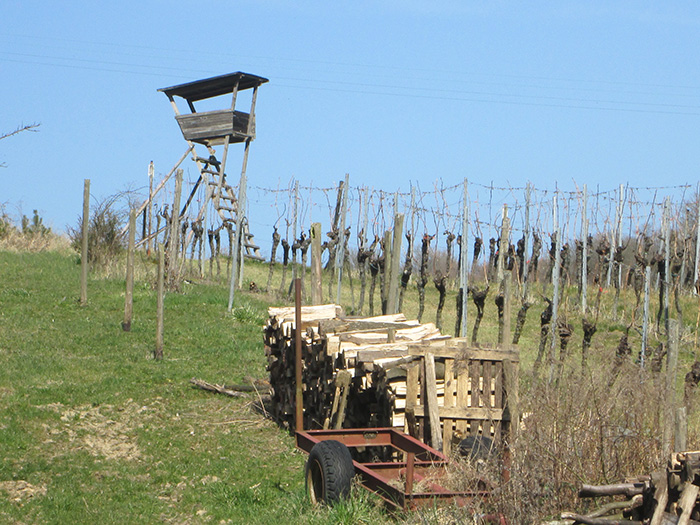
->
[408,344,519,362]
[469,359,481,435]
[677,482,699,525]
[493,360,504,442]
[356,348,409,362]
[423,352,443,451]
[483,359,493,436]
[442,358,456,455]
[175,110,251,144]
[405,362,420,437]
[413,406,507,421]
[503,358,519,440]
[311,222,322,305]
[455,363,469,435]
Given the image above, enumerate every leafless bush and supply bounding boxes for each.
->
[67,193,126,266]
[497,360,666,523]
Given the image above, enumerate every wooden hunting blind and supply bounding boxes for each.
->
[158,72,268,146]
[136,72,269,272]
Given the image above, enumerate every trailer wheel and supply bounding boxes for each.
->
[305,440,354,505]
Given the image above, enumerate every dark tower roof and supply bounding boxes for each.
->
[158,72,269,102]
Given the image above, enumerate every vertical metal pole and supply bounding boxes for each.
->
[549,193,560,382]
[460,179,469,338]
[294,278,304,432]
[335,174,349,305]
[237,172,247,289]
[80,179,90,306]
[641,264,651,367]
[581,184,589,313]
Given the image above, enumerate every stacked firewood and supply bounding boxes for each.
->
[560,451,700,524]
[264,304,518,459]
[263,304,448,432]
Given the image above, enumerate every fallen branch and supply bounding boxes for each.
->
[190,378,247,397]
[560,513,642,525]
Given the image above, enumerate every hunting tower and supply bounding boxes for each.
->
[155,71,268,259]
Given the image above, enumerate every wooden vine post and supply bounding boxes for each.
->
[168,169,183,287]
[500,209,512,346]
[335,174,349,305]
[80,178,90,306]
[386,213,404,315]
[155,243,165,360]
[122,208,136,332]
[147,161,154,255]
[460,179,469,337]
[663,319,680,457]
[548,192,561,382]
[311,222,322,305]
[522,183,531,298]
[694,182,700,288]
[580,184,588,313]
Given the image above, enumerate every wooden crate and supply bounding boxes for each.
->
[175,109,252,145]
[403,340,519,456]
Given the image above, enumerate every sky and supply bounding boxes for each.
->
[2,2,700,254]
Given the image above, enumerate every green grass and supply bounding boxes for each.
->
[0,250,389,524]
[2,247,700,523]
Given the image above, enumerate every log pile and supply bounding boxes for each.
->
[560,451,700,524]
[264,304,519,455]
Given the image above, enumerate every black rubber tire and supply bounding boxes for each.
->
[458,434,495,461]
[305,440,355,505]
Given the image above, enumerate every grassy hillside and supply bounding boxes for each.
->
[2,246,700,523]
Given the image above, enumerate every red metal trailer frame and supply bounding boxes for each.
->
[296,427,503,519]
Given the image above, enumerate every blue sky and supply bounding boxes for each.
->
[2,2,699,250]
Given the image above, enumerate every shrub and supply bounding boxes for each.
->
[21,209,51,237]
[68,194,126,265]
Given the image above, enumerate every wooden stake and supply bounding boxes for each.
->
[80,179,90,306]
[460,179,469,337]
[147,161,154,255]
[311,222,323,305]
[549,193,561,382]
[168,169,183,286]
[580,184,588,313]
[155,243,164,360]
[424,352,443,452]
[122,208,136,332]
[663,319,680,457]
[387,213,404,314]
[335,174,349,305]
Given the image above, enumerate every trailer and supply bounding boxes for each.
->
[296,427,507,523]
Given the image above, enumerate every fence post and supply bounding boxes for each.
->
[522,183,531,298]
[548,193,561,382]
[580,184,588,313]
[155,243,165,360]
[460,179,469,338]
[387,213,404,314]
[501,212,512,346]
[80,179,90,306]
[147,161,154,255]
[122,208,136,331]
[311,222,322,305]
[694,182,700,289]
[641,264,651,367]
[663,319,680,457]
[168,169,183,286]
[335,174,349,305]
[237,172,248,289]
